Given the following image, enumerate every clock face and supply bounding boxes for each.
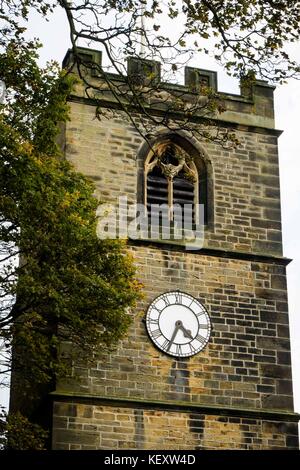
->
[146,291,211,358]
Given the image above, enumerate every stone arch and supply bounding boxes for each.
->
[137,131,214,227]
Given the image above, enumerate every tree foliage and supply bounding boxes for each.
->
[0,39,141,447]
[60,0,300,82]
[0,408,48,450]
[1,1,300,146]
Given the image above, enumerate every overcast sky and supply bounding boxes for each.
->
[1,7,299,421]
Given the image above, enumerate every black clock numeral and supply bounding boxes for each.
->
[152,305,163,314]
[162,339,170,350]
[149,318,159,325]
[161,294,170,306]
[151,329,162,339]
[195,334,206,344]
[174,292,182,304]
[198,323,208,329]
[188,343,196,353]
[195,311,205,317]
[175,344,183,356]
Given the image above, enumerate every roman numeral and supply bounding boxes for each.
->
[195,311,205,317]
[175,344,182,356]
[161,294,170,306]
[162,339,170,350]
[188,343,196,353]
[175,292,182,304]
[195,334,206,344]
[152,305,162,314]
[151,329,162,339]
[198,323,208,329]
[149,318,159,325]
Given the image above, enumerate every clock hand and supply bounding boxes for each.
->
[166,320,181,351]
[178,323,194,340]
[166,320,194,352]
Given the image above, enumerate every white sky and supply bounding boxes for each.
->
[1,7,299,423]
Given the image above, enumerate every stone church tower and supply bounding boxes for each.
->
[51,48,299,449]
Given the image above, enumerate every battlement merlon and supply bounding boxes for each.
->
[62,47,277,131]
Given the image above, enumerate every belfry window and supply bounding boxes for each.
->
[144,142,206,227]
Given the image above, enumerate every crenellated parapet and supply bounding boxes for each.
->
[62,47,277,130]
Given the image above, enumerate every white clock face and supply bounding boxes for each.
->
[146,291,211,358]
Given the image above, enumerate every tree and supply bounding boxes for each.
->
[0,40,141,448]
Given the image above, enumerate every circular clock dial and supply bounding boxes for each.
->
[145,291,211,358]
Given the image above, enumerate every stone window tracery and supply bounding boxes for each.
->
[144,141,200,225]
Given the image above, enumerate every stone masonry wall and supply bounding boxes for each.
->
[57,246,293,412]
[64,101,283,257]
[52,402,299,450]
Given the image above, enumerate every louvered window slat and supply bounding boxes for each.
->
[147,171,168,205]
[173,175,195,224]
[147,173,195,224]
[144,144,206,228]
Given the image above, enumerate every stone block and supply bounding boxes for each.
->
[276,380,293,395]
[260,364,292,379]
